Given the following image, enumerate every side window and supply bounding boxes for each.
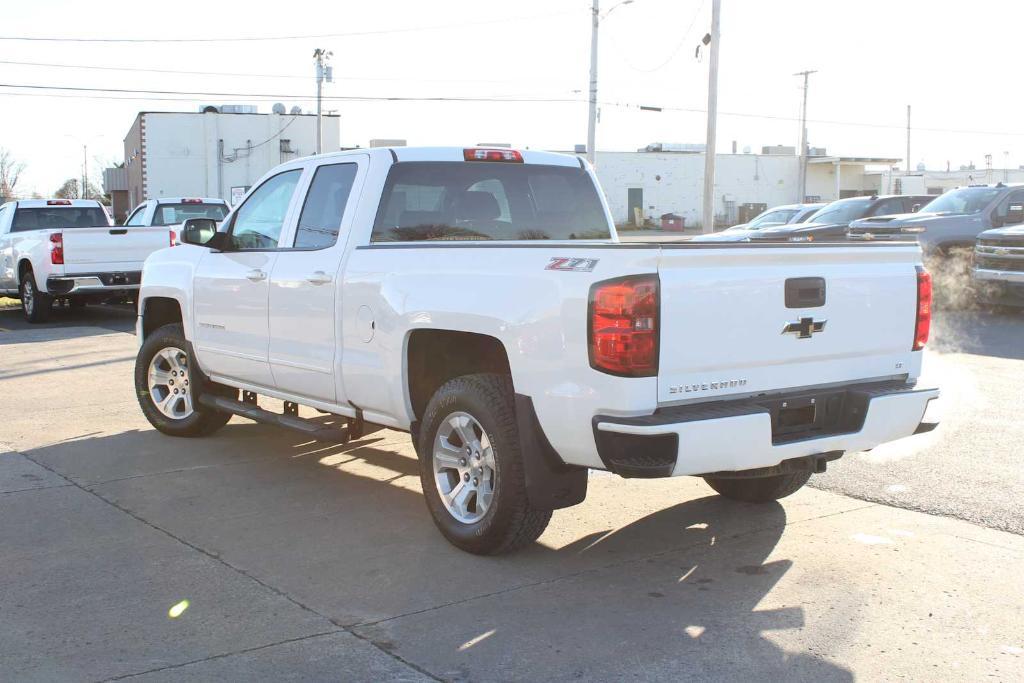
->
[0,205,9,233]
[293,163,358,249]
[871,198,904,216]
[228,170,302,250]
[125,206,147,226]
[997,191,1024,225]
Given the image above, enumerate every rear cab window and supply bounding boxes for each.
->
[12,207,109,231]
[371,162,611,242]
[154,203,229,226]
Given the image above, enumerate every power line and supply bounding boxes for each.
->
[0,58,578,86]
[0,9,579,43]
[1,81,1021,139]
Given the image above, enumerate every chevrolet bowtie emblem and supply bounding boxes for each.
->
[782,317,827,339]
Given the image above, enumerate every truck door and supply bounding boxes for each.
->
[268,159,363,403]
[192,169,303,388]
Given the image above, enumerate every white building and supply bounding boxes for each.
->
[123,108,340,209]
[587,150,898,228]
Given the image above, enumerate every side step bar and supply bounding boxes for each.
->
[198,394,350,443]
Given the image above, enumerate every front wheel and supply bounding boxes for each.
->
[20,270,52,323]
[134,323,235,437]
[703,471,811,503]
[418,373,552,555]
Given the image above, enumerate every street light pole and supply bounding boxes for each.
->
[313,48,332,155]
[586,0,600,167]
[82,145,88,199]
[794,69,816,204]
[701,0,721,234]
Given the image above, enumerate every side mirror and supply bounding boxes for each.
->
[180,218,220,247]
[1007,203,1024,226]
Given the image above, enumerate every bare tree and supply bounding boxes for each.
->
[55,178,80,199]
[0,148,25,201]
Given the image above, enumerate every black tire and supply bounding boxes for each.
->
[19,269,52,323]
[703,471,811,503]
[417,373,552,555]
[135,323,236,437]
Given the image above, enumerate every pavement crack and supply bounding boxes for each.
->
[0,483,73,495]
[12,447,444,683]
[99,630,345,682]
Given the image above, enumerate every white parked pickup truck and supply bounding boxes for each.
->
[0,199,174,322]
[133,147,940,555]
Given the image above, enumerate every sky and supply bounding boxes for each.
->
[2,0,1023,196]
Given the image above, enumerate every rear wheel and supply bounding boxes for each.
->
[135,323,235,437]
[418,373,551,555]
[703,471,811,503]
[20,269,52,323]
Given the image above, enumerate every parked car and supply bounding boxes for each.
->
[848,184,1024,257]
[691,203,824,242]
[124,197,229,229]
[133,146,939,555]
[0,198,174,322]
[973,211,1024,307]
[751,195,933,242]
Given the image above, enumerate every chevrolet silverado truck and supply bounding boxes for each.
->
[132,147,940,555]
[973,222,1024,308]
[750,194,933,243]
[848,183,1024,256]
[0,199,175,322]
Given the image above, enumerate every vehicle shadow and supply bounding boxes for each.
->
[17,423,854,681]
[0,302,135,344]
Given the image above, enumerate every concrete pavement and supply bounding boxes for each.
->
[0,313,1022,681]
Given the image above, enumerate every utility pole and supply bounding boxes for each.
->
[313,48,333,155]
[906,104,911,173]
[586,0,600,167]
[794,69,816,204]
[82,145,88,199]
[701,0,721,234]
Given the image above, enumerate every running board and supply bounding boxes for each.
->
[198,394,350,442]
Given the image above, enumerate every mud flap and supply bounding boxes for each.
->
[514,394,588,510]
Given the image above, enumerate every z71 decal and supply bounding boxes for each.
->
[545,257,599,272]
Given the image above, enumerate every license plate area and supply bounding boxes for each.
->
[759,389,858,444]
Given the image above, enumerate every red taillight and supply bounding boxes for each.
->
[589,275,659,377]
[913,266,932,351]
[181,198,202,204]
[47,199,71,206]
[49,232,64,265]
[463,148,524,163]
[169,229,178,247]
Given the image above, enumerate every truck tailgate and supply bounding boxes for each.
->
[656,244,921,404]
[61,227,170,269]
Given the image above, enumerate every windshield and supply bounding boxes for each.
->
[920,188,1001,215]
[805,198,872,224]
[372,162,611,242]
[12,207,109,231]
[749,209,797,228]
[154,203,229,226]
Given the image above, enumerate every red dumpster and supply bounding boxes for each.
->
[661,213,684,231]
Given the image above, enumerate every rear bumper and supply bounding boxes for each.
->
[593,381,939,478]
[46,271,141,295]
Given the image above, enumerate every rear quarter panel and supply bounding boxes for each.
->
[341,244,661,469]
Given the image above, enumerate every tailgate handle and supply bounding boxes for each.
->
[109,229,128,235]
[785,277,826,308]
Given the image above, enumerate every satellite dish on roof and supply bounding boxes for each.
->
[290,105,303,115]
[272,102,286,115]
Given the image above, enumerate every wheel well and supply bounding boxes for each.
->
[407,329,512,421]
[17,259,32,282]
[141,297,183,339]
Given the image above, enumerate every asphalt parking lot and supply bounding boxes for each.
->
[1,302,1022,681]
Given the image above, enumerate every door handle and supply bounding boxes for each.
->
[246,269,267,282]
[306,270,332,285]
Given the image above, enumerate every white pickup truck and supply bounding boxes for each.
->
[133,147,939,555]
[0,199,173,322]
